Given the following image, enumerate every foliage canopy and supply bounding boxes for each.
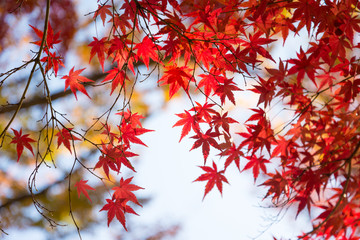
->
[0,0,360,239]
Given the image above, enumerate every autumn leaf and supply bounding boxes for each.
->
[243,155,270,182]
[118,123,154,147]
[94,143,137,178]
[102,67,129,95]
[189,101,216,123]
[40,51,64,77]
[30,22,61,49]
[89,37,108,72]
[242,31,276,62]
[62,67,94,100]
[93,4,112,26]
[112,177,144,206]
[173,110,202,142]
[158,65,193,98]
[194,161,229,199]
[55,128,81,153]
[134,36,160,69]
[116,109,144,128]
[214,78,241,105]
[10,128,36,162]
[219,143,243,170]
[100,198,138,230]
[287,47,321,85]
[190,129,221,163]
[198,71,226,98]
[211,111,238,134]
[74,179,95,202]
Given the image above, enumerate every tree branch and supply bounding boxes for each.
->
[0,72,106,114]
[0,178,64,210]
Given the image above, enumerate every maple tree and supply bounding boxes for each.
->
[0,0,360,239]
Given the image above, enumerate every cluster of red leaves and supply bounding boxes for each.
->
[17,0,360,238]
[100,177,143,230]
[30,23,64,77]
[100,0,358,238]
[92,110,151,228]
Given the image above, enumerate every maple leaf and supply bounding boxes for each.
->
[242,31,276,62]
[100,198,138,230]
[95,151,119,179]
[93,4,112,26]
[10,128,36,162]
[173,110,202,142]
[89,37,108,72]
[30,22,61,49]
[62,67,94,100]
[158,65,193,98]
[55,128,81,153]
[95,143,137,178]
[190,129,221,163]
[118,123,153,147]
[265,59,288,82]
[100,123,117,143]
[189,101,216,123]
[214,78,241,105]
[243,155,270,182]
[74,179,95,202]
[219,143,243,170]
[116,109,144,128]
[293,194,313,218]
[250,76,275,108]
[211,111,238,135]
[260,170,290,203]
[198,70,227,97]
[134,36,160,69]
[287,47,321,85]
[194,162,229,199]
[112,177,144,206]
[102,67,129,95]
[40,51,64,77]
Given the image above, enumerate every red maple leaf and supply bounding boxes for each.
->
[219,142,243,170]
[100,198,138,229]
[89,37,108,72]
[211,111,238,135]
[287,47,321,85]
[55,128,81,153]
[112,177,144,206]
[62,67,94,100]
[134,36,160,69]
[198,71,227,98]
[194,161,229,199]
[95,150,119,179]
[30,22,61,49]
[93,4,112,26]
[214,78,241,105]
[116,109,144,128]
[10,128,36,162]
[173,110,202,142]
[189,101,216,123]
[242,31,276,62]
[94,143,137,178]
[74,179,95,202]
[118,123,153,147]
[243,155,270,181]
[40,51,64,77]
[102,67,129,95]
[158,65,193,98]
[260,170,290,203]
[250,76,275,108]
[190,129,220,163]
